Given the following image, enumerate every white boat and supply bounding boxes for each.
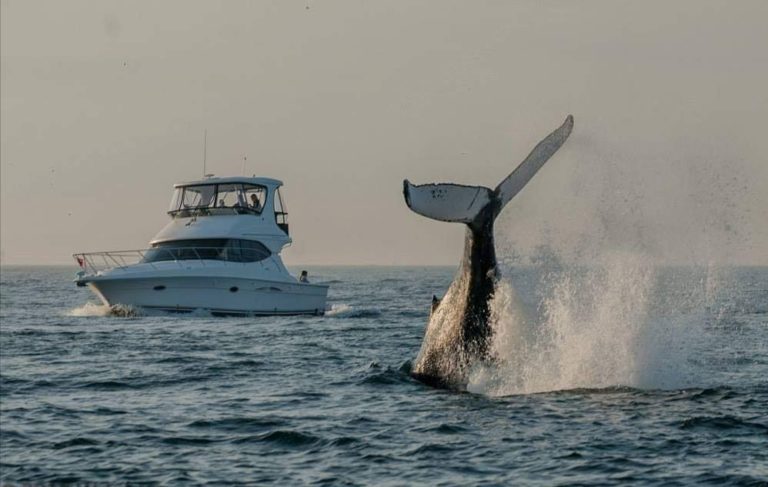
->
[73,176,328,316]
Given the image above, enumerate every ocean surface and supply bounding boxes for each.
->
[0,264,766,485]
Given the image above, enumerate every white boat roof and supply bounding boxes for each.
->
[174,176,283,188]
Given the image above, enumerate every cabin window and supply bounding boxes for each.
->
[141,239,271,264]
[239,239,272,262]
[221,239,242,262]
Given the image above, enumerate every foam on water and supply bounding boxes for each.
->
[67,302,142,317]
[67,302,114,317]
[326,303,354,316]
[325,303,382,318]
[469,253,709,396]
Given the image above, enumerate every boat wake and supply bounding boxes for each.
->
[325,304,382,318]
[468,253,720,396]
[67,302,143,318]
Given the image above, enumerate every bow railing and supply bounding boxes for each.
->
[73,246,271,276]
[74,250,149,275]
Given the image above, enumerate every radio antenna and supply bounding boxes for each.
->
[202,129,208,177]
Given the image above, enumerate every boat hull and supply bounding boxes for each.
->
[84,275,328,316]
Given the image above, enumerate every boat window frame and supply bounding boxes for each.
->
[168,183,269,217]
[274,187,289,234]
[141,238,272,264]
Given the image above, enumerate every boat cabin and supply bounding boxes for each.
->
[167,176,289,234]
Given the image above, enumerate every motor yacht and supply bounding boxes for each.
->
[73,176,328,316]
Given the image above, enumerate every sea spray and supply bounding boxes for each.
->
[67,302,142,317]
[326,304,354,317]
[326,303,383,318]
[469,253,706,396]
[67,302,114,317]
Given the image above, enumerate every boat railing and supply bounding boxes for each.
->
[73,246,270,276]
[74,250,148,275]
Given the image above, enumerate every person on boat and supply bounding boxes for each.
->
[250,193,262,211]
[299,270,309,283]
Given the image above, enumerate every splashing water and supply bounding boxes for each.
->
[67,302,142,317]
[326,303,354,317]
[66,302,113,317]
[324,303,383,318]
[468,253,711,396]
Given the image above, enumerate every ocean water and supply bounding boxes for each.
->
[0,264,766,485]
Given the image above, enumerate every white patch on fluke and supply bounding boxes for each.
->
[403,182,492,223]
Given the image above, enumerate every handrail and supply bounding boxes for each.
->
[73,245,270,276]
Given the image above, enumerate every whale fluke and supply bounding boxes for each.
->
[402,182,492,225]
[494,114,574,212]
[403,115,574,390]
[404,115,573,229]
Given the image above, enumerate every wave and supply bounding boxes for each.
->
[680,415,768,432]
[233,430,322,448]
[395,309,429,318]
[161,436,219,446]
[416,423,468,435]
[230,429,363,450]
[359,361,415,386]
[188,417,284,432]
[80,380,138,391]
[407,443,456,456]
[52,437,100,450]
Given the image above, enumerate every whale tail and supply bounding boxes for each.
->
[403,115,573,226]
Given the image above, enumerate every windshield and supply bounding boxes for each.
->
[183,185,216,208]
[169,184,266,216]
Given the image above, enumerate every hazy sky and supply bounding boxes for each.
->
[2,1,766,266]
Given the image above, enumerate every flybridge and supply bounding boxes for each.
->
[168,176,289,235]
